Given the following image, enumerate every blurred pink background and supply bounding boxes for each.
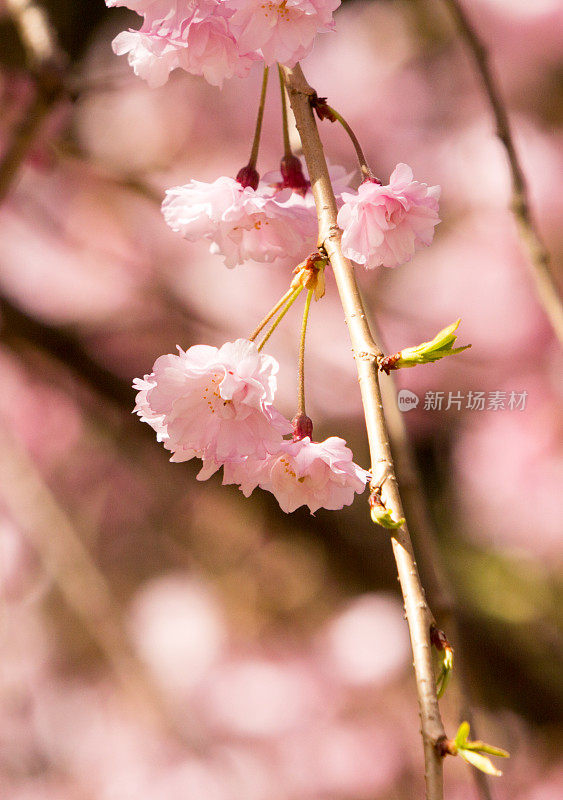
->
[0,1,562,798]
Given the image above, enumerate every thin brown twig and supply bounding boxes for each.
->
[278,63,292,159]
[281,63,446,800]
[441,0,563,345]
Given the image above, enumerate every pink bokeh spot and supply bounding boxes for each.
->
[128,574,227,696]
[320,594,411,685]
[201,657,323,737]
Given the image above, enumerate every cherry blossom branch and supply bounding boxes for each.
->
[375,362,455,623]
[441,0,563,345]
[281,63,446,800]
[375,334,493,800]
[0,0,67,202]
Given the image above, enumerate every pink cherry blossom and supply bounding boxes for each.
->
[108,1,256,88]
[226,0,341,66]
[133,339,291,463]
[162,175,247,239]
[230,436,368,513]
[219,452,273,494]
[111,30,181,88]
[337,164,441,268]
[182,12,254,87]
[193,435,368,513]
[162,175,317,267]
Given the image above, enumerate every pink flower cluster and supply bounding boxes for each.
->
[162,175,318,267]
[134,338,368,512]
[106,0,341,87]
[337,164,441,269]
[162,162,439,270]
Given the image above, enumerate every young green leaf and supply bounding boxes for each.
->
[380,319,471,373]
[369,496,405,529]
[458,749,503,777]
[436,647,454,699]
[452,721,509,777]
[454,721,470,748]
[463,741,510,758]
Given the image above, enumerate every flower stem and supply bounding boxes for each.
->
[297,288,313,415]
[257,286,303,351]
[248,65,270,170]
[278,64,292,159]
[317,100,375,181]
[248,286,297,342]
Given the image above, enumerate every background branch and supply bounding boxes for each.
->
[441,0,563,345]
[0,0,67,201]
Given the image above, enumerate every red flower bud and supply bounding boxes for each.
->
[292,412,314,442]
[236,164,260,190]
[280,155,310,196]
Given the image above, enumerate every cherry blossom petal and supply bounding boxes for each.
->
[133,339,291,463]
[258,436,368,513]
[227,0,341,66]
[162,175,317,267]
[337,164,441,269]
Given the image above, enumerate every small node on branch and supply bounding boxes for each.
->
[310,93,338,123]
[291,252,328,300]
[435,735,456,759]
[430,623,455,698]
[379,353,400,375]
[369,488,405,530]
[430,623,451,651]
